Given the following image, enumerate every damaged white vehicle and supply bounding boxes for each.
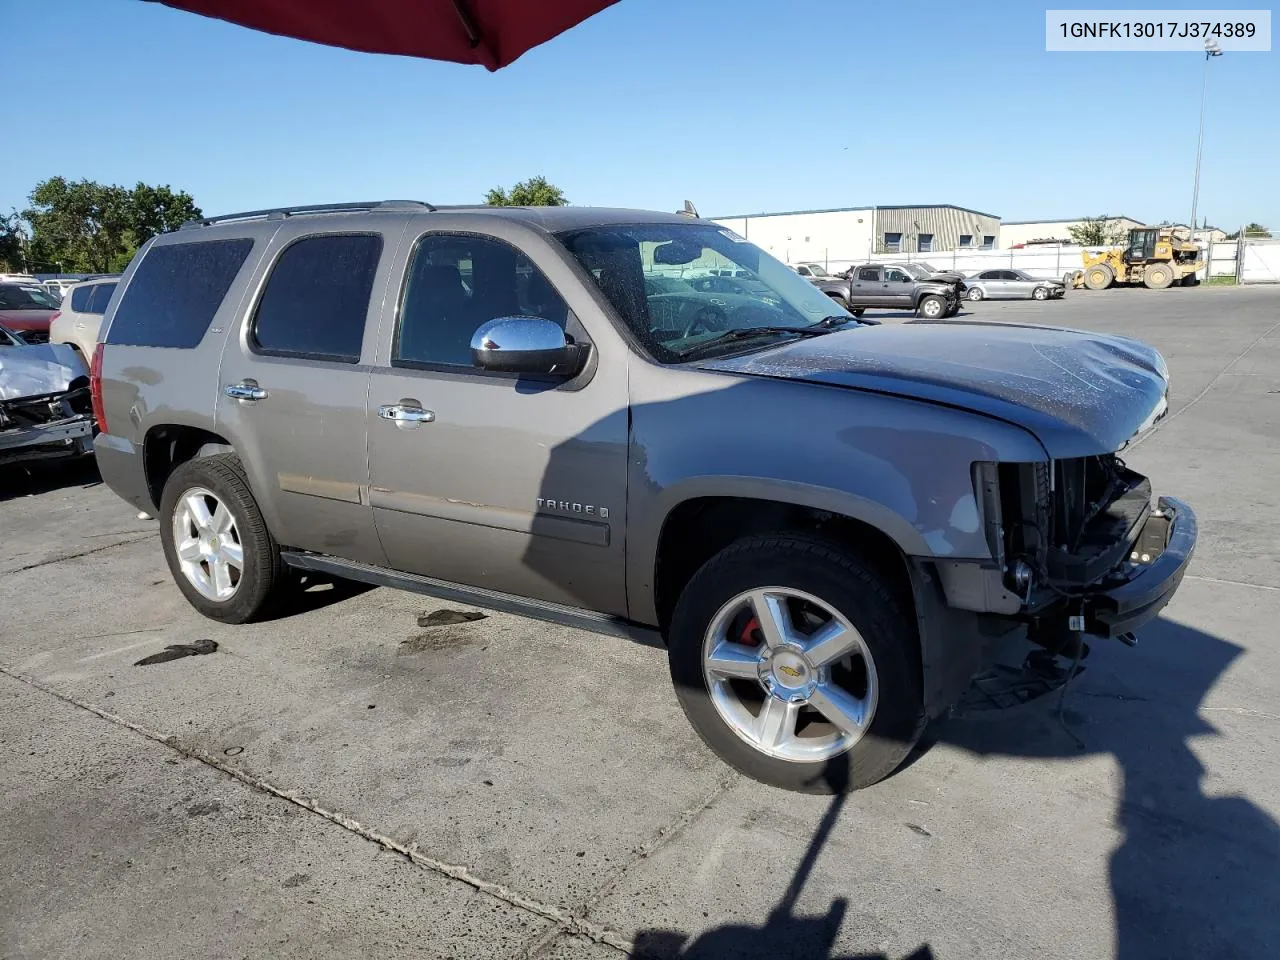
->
[0,325,96,466]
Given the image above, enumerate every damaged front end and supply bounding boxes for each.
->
[0,340,96,466]
[950,455,1196,647]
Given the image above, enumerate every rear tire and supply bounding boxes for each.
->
[1084,264,1115,290]
[159,453,286,624]
[1180,274,1199,287]
[1143,262,1174,289]
[917,295,946,319]
[668,534,925,794]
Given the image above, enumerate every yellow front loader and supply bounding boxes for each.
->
[1072,227,1205,290]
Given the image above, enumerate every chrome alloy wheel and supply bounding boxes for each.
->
[172,486,243,601]
[701,587,879,762]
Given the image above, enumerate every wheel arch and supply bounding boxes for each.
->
[142,423,237,509]
[638,478,932,633]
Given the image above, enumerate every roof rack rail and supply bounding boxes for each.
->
[180,200,437,229]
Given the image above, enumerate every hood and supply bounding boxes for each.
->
[0,309,57,332]
[697,321,1169,458]
[0,341,88,401]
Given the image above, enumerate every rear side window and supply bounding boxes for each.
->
[251,234,382,363]
[857,267,880,281]
[107,239,253,348]
[86,282,117,314]
[70,285,94,312]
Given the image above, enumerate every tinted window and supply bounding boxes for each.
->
[857,267,880,281]
[86,282,117,314]
[108,239,253,348]
[396,233,569,368]
[252,234,381,362]
[70,285,94,312]
[884,268,909,282]
[979,271,1000,280]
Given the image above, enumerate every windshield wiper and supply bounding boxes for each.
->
[675,325,829,358]
[811,314,875,329]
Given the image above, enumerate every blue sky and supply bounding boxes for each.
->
[5,0,1277,230]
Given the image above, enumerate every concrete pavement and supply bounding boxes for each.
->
[2,284,1277,959]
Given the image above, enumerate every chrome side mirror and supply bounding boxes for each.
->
[470,317,585,376]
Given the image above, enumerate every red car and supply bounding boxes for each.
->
[0,283,61,343]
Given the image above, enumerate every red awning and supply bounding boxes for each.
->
[155,0,618,70]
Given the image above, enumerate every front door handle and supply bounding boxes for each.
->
[378,403,435,424]
[224,382,268,401]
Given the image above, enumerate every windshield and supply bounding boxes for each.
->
[893,263,929,279]
[0,285,58,310]
[803,263,830,277]
[559,223,850,361]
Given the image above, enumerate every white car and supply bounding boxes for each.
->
[49,277,119,360]
[791,262,834,280]
[42,278,83,301]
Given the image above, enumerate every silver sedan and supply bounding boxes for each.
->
[965,269,1065,302]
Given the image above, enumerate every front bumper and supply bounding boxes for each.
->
[0,414,94,465]
[1084,496,1196,637]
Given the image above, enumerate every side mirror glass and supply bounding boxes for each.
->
[470,317,585,376]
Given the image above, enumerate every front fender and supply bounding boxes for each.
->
[624,368,1048,624]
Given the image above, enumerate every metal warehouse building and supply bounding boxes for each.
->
[998,215,1146,248]
[711,204,1002,268]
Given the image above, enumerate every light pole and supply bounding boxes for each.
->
[1190,38,1222,236]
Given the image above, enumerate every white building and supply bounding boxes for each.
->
[710,204,1001,269]
[998,216,1145,248]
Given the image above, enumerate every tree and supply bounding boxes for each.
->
[485,176,567,207]
[22,177,202,273]
[1227,223,1272,239]
[0,211,26,272]
[1067,216,1130,247]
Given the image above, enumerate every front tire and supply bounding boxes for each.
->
[668,535,925,794]
[1084,264,1114,290]
[917,295,946,319]
[1032,286,1049,300]
[159,453,286,624]
[967,286,984,302]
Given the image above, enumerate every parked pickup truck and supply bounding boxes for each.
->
[92,202,1195,794]
[816,263,965,319]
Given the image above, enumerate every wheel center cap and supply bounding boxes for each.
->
[208,535,218,550]
[759,647,817,702]
[771,650,809,688]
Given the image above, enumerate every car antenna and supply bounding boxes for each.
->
[678,200,699,218]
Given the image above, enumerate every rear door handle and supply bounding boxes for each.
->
[224,382,268,401]
[378,403,435,424]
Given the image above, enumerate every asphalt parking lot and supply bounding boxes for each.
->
[2,284,1277,960]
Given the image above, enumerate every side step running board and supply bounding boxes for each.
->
[281,551,664,648]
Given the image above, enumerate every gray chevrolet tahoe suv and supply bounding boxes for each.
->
[92,201,1196,793]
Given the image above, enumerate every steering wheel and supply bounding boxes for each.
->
[681,304,729,339]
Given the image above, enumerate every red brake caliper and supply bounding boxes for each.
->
[739,616,762,646]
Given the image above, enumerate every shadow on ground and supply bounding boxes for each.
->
[629,618,1276,959]
[631,790,934,959]
[0,456,101,503]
